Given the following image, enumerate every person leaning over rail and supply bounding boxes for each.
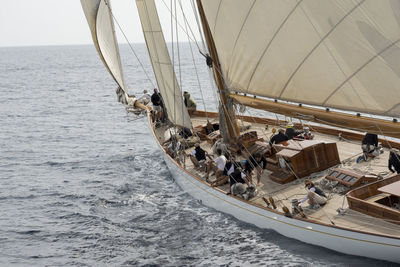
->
[300,179,327,209]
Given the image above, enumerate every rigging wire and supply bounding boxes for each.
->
[110,7,155,88]
[190,0,207,52]
[160,0,202,52]
[171,0,177,129]
[179,0,208,120]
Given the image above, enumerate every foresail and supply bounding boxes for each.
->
[81,0,128,105]
[136,0,192,129]
[200,0,400,118]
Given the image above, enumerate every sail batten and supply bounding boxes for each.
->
[200,0,400,118]
[136,0,191,129]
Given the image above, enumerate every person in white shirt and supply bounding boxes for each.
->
[205,149,226,182]
[300,180,327,209]
[137,89,151,105]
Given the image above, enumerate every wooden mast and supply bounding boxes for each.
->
[231,94,400,139]
[196,0,240,141]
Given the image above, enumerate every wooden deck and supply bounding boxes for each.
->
[154,115,400,238]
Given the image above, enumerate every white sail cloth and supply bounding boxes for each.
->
[136,0,192,129]
[200,0,400,117]
[81,0,128,104]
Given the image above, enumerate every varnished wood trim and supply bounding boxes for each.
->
[146,111,400,242]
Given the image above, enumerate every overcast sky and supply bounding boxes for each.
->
[0,0,200,47]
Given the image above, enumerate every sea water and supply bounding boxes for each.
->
[0,44,391,266]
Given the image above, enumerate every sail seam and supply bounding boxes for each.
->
[245,0,303,93]
[323,38,400,111]
[226,0,257,83]
[278,0,366,98]
[297,4,365,111]
[212,0,223,36]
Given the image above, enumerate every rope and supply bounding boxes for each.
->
[160,0,202,51]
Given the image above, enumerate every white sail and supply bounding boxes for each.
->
[200,0,400,118]
[136,0,192,129]
[81,0,128,104]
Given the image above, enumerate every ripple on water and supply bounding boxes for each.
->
[0,45,393,266]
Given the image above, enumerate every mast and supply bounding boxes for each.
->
[196,0,240,142]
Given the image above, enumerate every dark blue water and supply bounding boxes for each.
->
[0,44,393,266]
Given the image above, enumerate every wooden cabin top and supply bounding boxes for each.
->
[379,181,400,196]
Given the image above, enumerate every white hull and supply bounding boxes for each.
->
[154,139,400,263]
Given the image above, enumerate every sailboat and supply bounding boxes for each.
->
[81,0,400,263]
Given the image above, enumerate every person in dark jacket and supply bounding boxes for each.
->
[151,88,163,122]
[285,122,303,139]
[357,132,380,162]
[228,167,250,196]
[269,128,289,146]
[389,149,400,174]
[244,153,267,185]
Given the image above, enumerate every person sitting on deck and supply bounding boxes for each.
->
[228,167,250,197]
[300,179,327,209]
[285,122,303,140]
[210,154,242,187]
[357,133,381,162]
[205,121,219,135]
[389,149,400,174]
[205,148,226,183]
[269,128,289,146]
[188,144,211,170]
[183,91,197,115]
[179,127,193,139]
[244,152,267,185]
[165,135,181,159]
[212,138,229,155]
[302,127,314,140]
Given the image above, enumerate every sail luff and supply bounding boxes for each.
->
[136,0,191,129]
[200,0,400,119]
[80,0,128,104]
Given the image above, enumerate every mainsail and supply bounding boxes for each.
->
[200,0,400,118]
[81,0,128,104]
[136,0,192,129]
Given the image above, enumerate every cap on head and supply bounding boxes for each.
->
[286,122,294,128]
